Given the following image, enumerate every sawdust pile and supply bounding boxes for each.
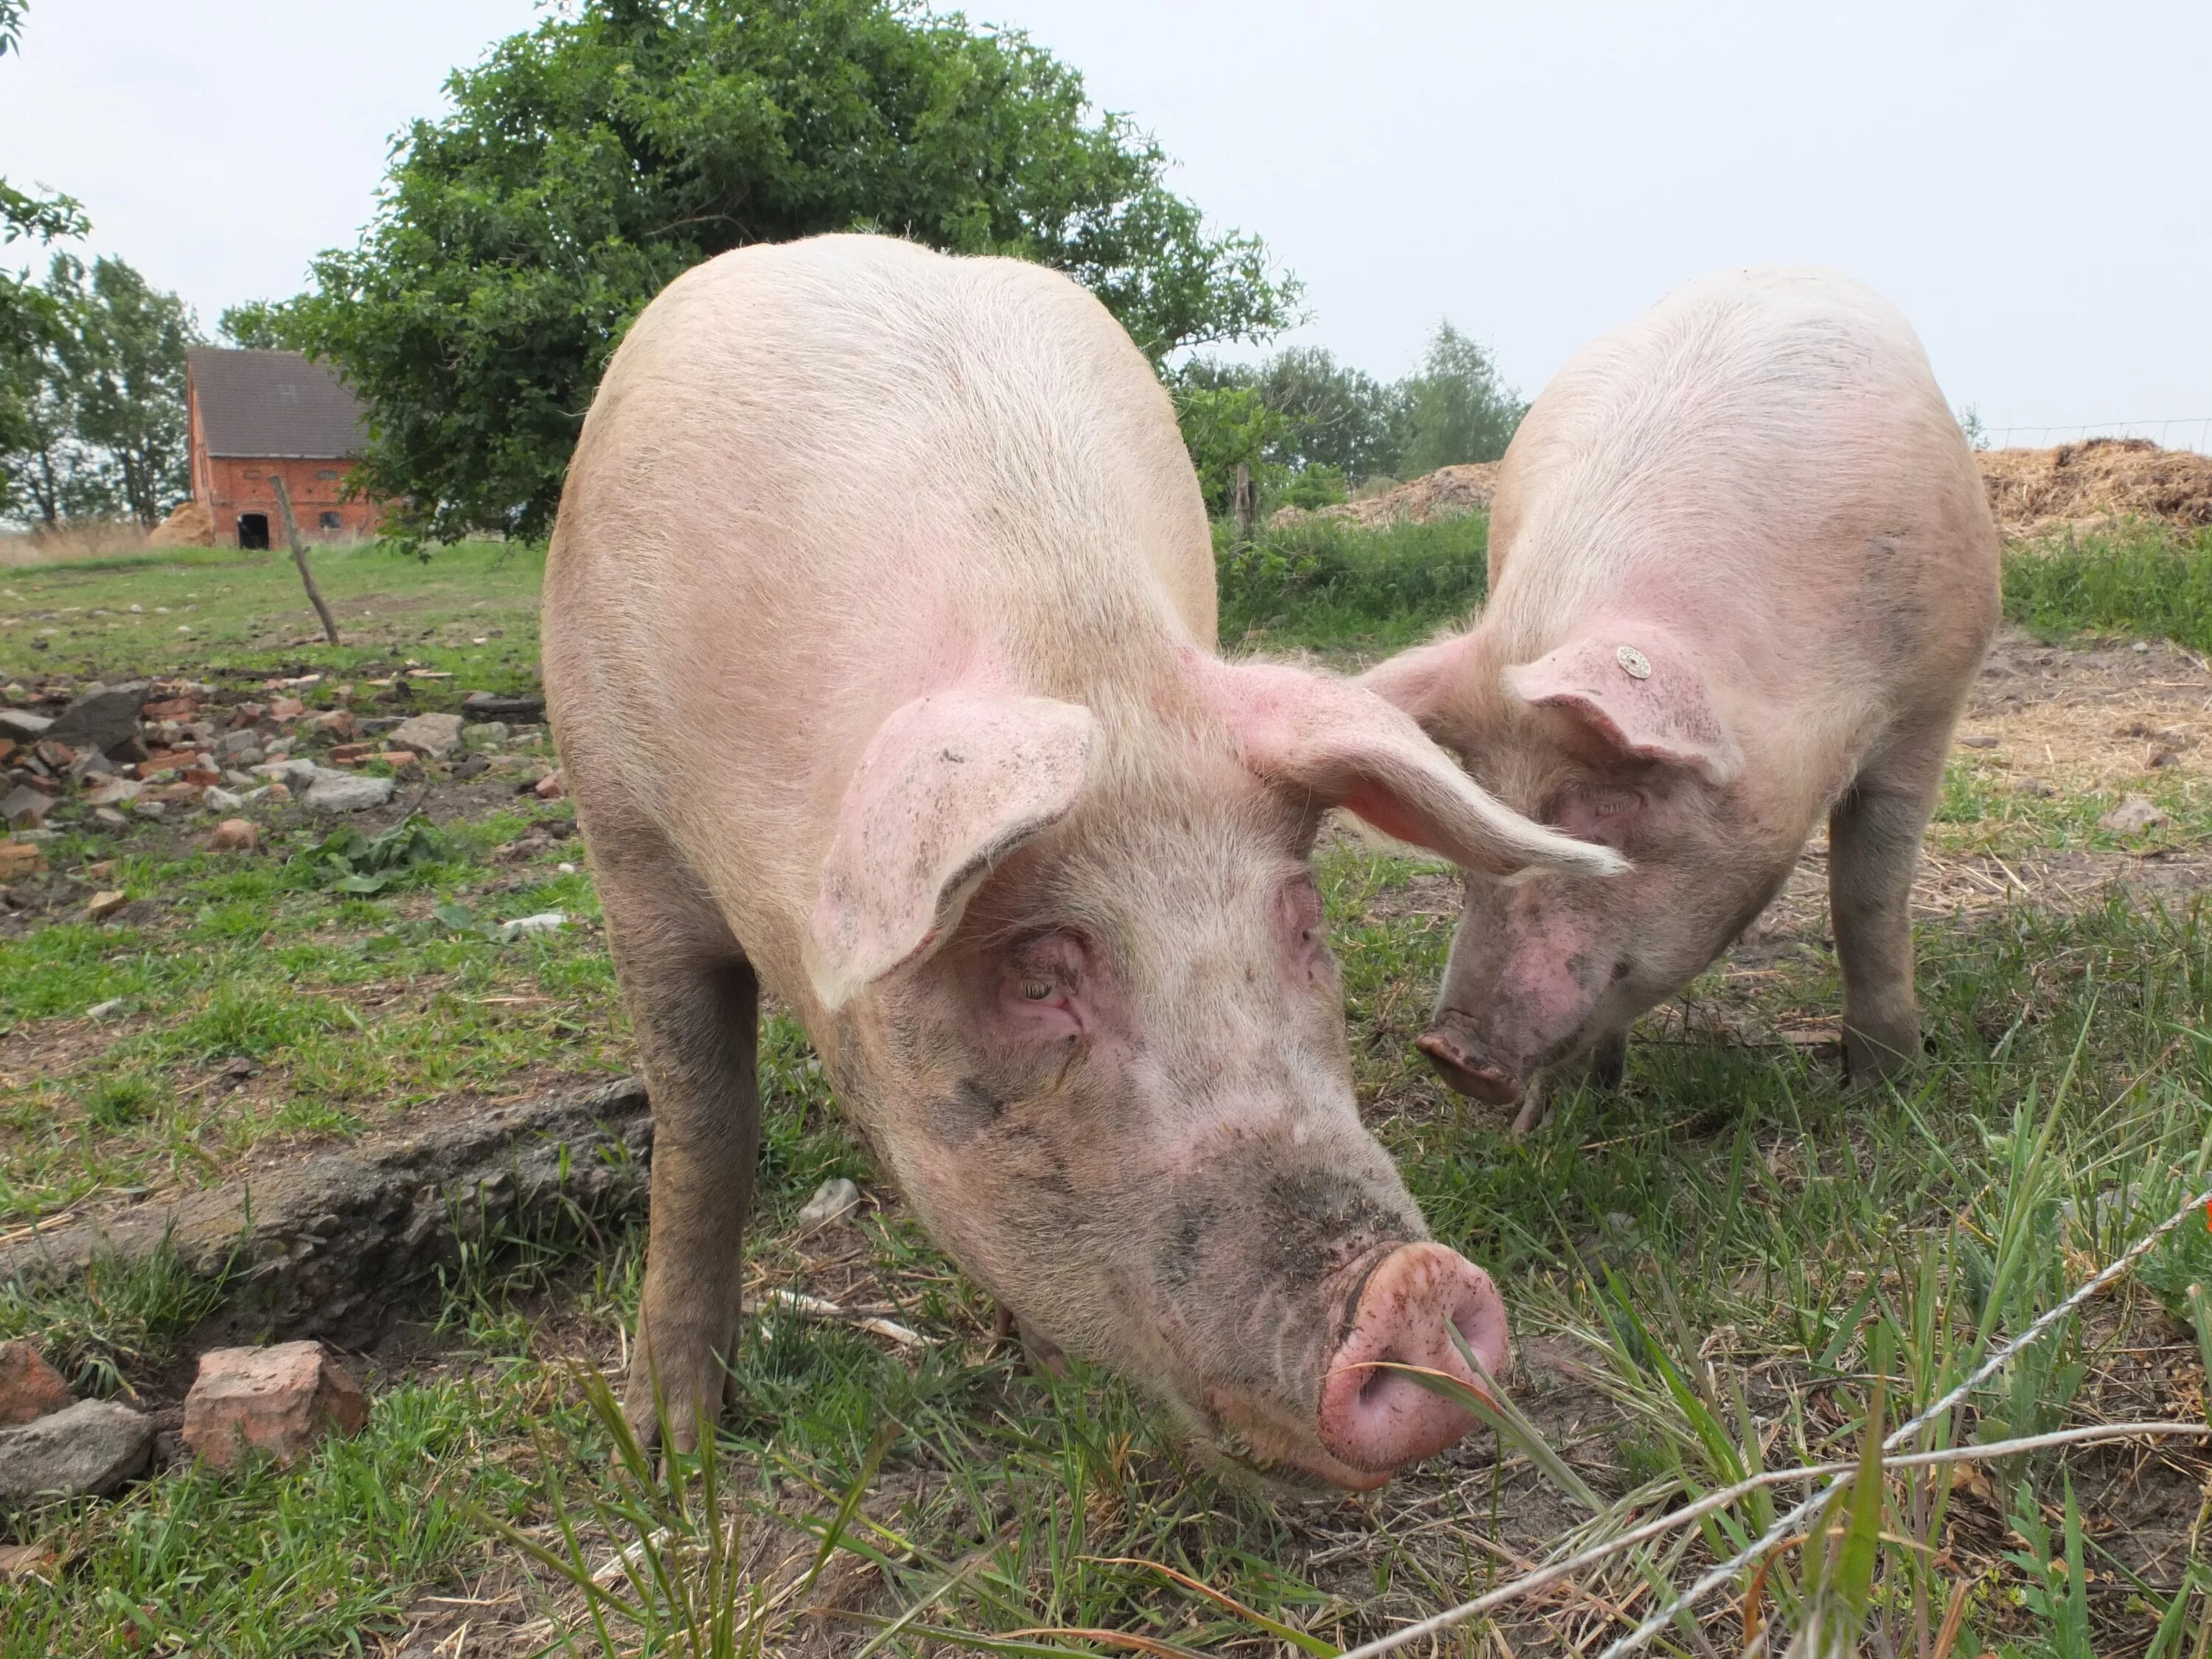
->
[1269,462,1498,529]
[147,498,215,548]
[1976,439,2212,538]
[1270,439,2212,540]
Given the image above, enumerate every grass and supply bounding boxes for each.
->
[0,524,2208,1655]
[2004,522,2212,656]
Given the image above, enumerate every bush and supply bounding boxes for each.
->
[1216,512,1489,651]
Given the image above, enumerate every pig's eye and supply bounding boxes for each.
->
[1018,978,1057,1001]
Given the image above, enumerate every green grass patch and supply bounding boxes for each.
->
[2002,521,2212,655]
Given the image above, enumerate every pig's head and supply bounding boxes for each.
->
[801,658,1622,1489]
[1364,622,1753,1107]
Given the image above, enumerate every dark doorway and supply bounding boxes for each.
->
[237,512,270,550]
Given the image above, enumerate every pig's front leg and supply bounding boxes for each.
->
[1828,732,1947,1085]
[593,846,761,1453]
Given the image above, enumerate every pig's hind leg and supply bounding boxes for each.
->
[591,832,762,1453]
[1827,729,1949,1085]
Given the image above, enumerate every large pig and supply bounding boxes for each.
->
[1363,268,1999,1127]
[541,234,1621,1488]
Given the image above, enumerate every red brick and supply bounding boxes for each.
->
[181,1343,369,1470]
[0,1340,72,1426]
[329,742,375,764]
[268,697,305,721]
[533,769,567,801]
[205,818,260,853]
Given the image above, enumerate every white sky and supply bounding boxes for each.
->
[4,0,2208,448]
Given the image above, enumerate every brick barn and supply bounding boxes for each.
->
[184,348,381,548]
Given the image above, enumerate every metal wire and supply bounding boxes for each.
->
[1333,1179,2212,1659]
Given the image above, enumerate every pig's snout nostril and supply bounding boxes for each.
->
[1315,1242,1512,1476]
[1416,1029,1523,1105]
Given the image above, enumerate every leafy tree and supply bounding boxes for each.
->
[1,254,198,526]
[68,257,199,524]
[1172,383,1298,517]
[1251,347,1404,480]
[218,300,291,350]
[1396,321,1525,475]
[268,0,1302,542]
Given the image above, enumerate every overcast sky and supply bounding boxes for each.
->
[4,0,2207,448]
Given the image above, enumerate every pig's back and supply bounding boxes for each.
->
[1489,267,1997,748]
[543,235,1210,958]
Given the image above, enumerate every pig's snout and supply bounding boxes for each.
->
[1316,1242,1509,1474]
[1416,1023,1523,1105]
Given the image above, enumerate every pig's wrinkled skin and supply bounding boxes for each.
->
[1362,268,2000,1124]
[542,234,1622,1489]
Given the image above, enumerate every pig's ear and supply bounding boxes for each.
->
[1191,653,1624,880]
[806,692,1099,1010]
[1506,630,1742,786]
[1357,633,1473,732]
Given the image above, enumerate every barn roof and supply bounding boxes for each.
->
[186,348,369,459]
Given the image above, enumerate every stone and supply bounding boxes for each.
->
[310,710,358,742]
[217,729,260,758]
[204,786,246,811]
[462,721,509,750]
[329,742,375,765]
[2,786,54,828]
[0,841,41,880]
[2098,795,2169,835]
[180,1342,369,1469]
[2149,748,2180,769]
[0,1398,152,1500]
[91,807,128,829]
[0,1340,72,1425]
[242,782,291,804]
[498,911,566,941]
[86,889,128,919]
[2013,777,2058,799]
[44,681,149,753]
[463,689,546,720]
[305,773,395,814]
[0,709,52,742]
[133,800,168,821]
[386,712,465,759]
[449,754,490,781]
[797,1178,862,1231]
[1955,734,2000,750]
[251,758,319,787]
[86,997,124,1020]
[269,696,306,721]
[86,778,144,807]
[205,818,260,853]
[374,750,421,770]
[533,769,567,801]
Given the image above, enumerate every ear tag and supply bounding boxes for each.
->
[1614,644,1652,681]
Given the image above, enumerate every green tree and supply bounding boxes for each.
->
[1,255,198,526]
[267,0,1301,541]
[1397,320,1524,475]
[70,257,199,524]
[1172,383,1299,516]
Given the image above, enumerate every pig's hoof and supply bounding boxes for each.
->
[1842,1024,1918,1087]
[620,1339,732,1455]
[1585,1033,1628,1091]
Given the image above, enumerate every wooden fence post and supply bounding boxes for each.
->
[1231,462,1257,548]
[269,475,341,646]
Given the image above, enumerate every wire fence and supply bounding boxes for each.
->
[1978,417,2212,454]
[1338,1176,2212,1659]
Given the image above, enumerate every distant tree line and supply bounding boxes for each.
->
[1171,322,1527,517]
[1,254,198,527]
[1,0,198,530]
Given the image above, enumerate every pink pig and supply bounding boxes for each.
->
[1363,268,2000,1127]
[541,235,1621,1487]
